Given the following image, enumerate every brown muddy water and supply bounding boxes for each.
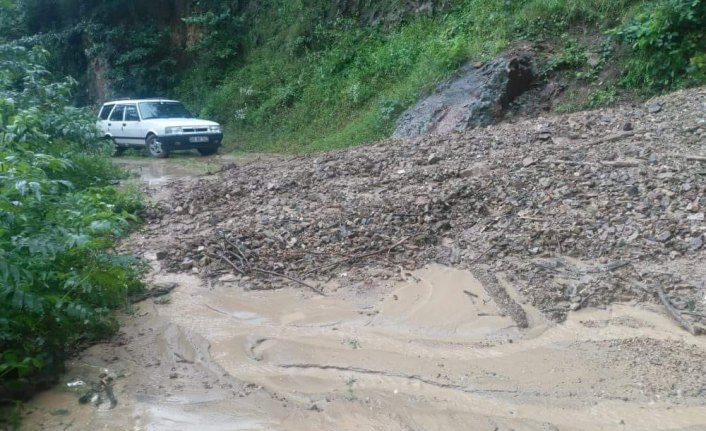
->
[22,158,706,431]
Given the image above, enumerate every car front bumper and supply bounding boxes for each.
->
[157,133,223,150]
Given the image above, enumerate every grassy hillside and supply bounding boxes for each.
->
[1,0,703,152]
[176,0,705,153]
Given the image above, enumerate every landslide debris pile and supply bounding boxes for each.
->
[149,87,706,322]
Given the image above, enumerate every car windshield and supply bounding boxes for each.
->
[138,101,194,119]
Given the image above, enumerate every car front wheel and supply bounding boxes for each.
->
[146,135,169,158]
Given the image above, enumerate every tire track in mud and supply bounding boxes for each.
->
[275,362,521,396]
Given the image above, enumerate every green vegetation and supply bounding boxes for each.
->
[612,0,706,90]
[0,44,144,412]
[180,0,704,153]
[2,0,703,153]
[0,0,702,421]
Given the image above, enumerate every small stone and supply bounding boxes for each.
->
[427,154,441,165]
[459,169,474,178]
[647,103,662,114]
[622,122,633,131]
[219,273,238,282]
[688,237,703,251]
[522,157,537,167]
[156,250,168,260]
[539,177,552,188]
[459,162,490,178]
[656,231,671,242]
[180,259,194,270]
[169,373,178,379]
[537,132,552,141]
[687,213,704,221]
[570,302,581,311]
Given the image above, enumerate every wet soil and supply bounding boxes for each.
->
[23,263,706,430]
[22,90,706,430]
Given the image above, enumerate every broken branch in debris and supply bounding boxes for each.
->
[250,267,325,296]
[584,131,635,147]
[304,236,410,276]
[655,283,696,335]
[685,155,706,162]
[212,252,245,275]
[129,282,178,303]
[210,250,323,295]
[543,159,640,168]
[600,160,640,168]
[222,233,250,266]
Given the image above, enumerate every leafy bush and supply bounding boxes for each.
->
[612,0,706,89]
[0,44,143,404]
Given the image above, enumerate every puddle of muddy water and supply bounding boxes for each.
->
[114,153,282,186]
[115,157,217,186]
[23,264,706,431]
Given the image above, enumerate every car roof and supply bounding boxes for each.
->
[102,99,180,105]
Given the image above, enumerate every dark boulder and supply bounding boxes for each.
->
[393,55,533,138]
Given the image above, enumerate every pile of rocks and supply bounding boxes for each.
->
[146,87,706,322]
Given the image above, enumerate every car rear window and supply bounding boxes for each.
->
[109,105,125,121]
[98,104,114,120]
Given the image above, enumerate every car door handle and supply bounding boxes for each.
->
[122,123,127,127]
[108,123,112,126]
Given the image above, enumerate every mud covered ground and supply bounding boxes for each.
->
[22,87,706,430]
[146,86,705,325]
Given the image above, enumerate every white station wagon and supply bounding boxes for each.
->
[96,98,223,158]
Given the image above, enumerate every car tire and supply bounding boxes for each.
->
[197,147,218,156]
[146,135,169,158]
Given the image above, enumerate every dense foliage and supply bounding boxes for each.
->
[0,43,143,407]
[2,0,704,153]
[185,0,648,152]
[612,0,706,90]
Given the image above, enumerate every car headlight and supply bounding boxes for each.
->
[165,126,183,135]
[209,125,222,133]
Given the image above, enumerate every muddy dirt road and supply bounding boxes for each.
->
[24,87,706,431]
[22,156,706,431]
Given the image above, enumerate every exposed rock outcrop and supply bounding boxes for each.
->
[393,55,534,138]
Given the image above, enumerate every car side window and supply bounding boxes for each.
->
[109,105,125,122]
[99,104,114,120]
[125,105,140,121]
